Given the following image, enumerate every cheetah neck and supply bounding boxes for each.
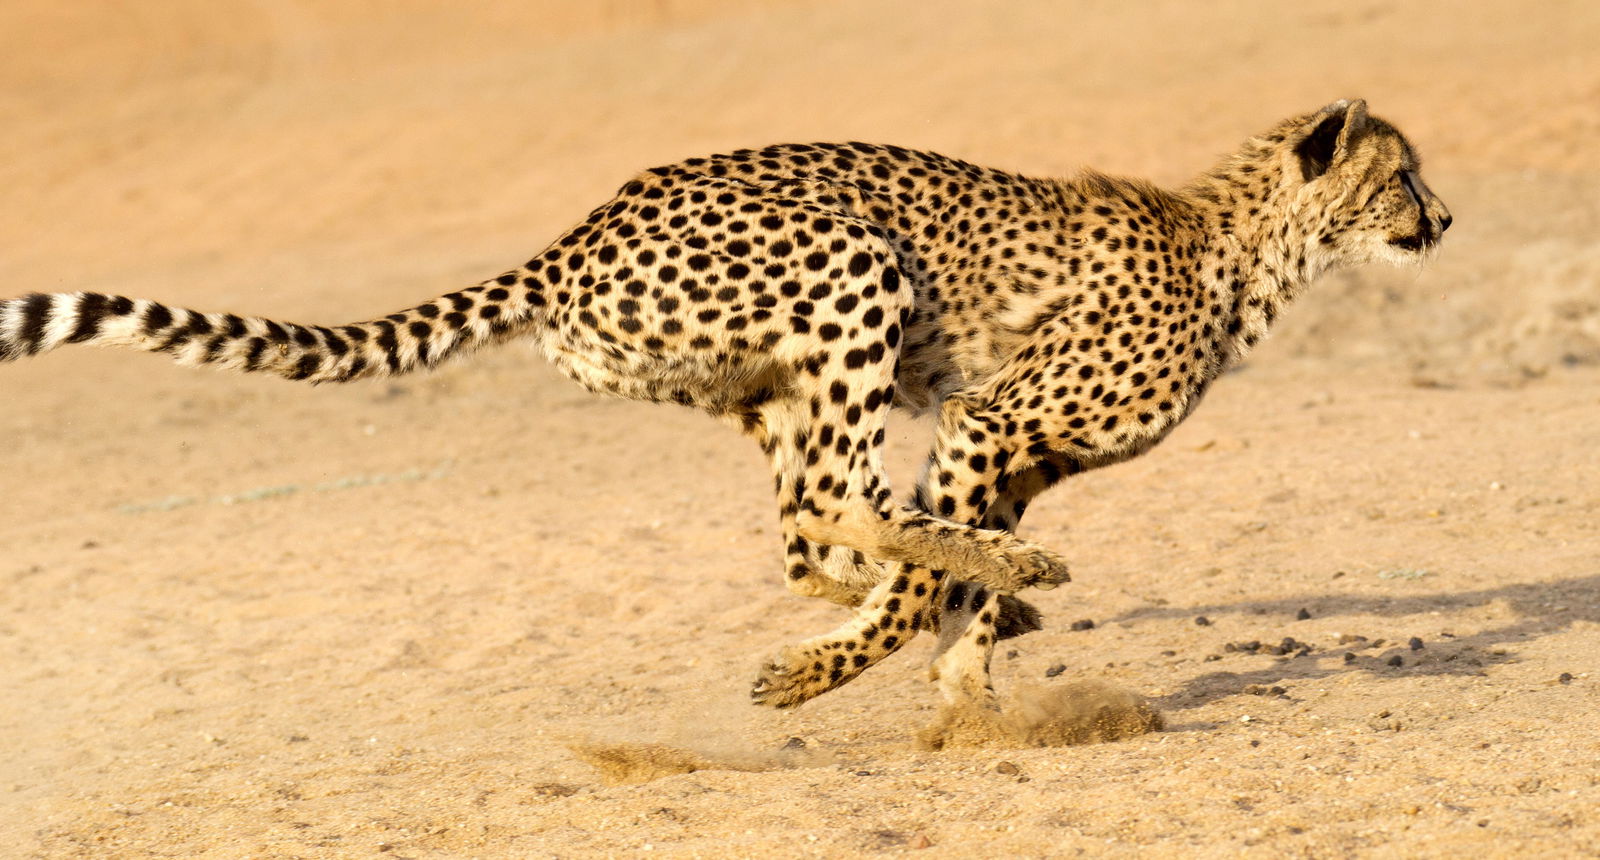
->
[1183,153,1330,369]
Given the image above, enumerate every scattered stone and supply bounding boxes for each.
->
[1387,655,1404,667]
[854,770,874,777]
[529,782,581,797]
[991,760,1021,776]
[1160,649,1177,657]
[1242,684,1287,697]
[1343,652,1357,664]
[1558,672,1574,685]
[1371,639,1386,648]
[1337,633,1368,645]
[783,737,807,750]
[1204,654,1223,662]
[1195,616,1212,626]
[1295,608,1311,620]
[1069,619,1096,631]
[286,734,310,743]
[1408,637,1425,651]
[908,833,933,850]
[1005,649,1020,660]
[1045,664,1067,678]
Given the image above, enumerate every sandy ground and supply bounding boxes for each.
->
[3,1,1599,856]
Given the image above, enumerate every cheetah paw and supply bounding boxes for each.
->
[750,651,821,710]
[1020,548,1071,590]
[969,542,1070,592]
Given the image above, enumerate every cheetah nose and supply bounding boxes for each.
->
[1439,212,1453,232]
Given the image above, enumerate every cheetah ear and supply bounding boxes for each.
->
[1294,99,1369,181]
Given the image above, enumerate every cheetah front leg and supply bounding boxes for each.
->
[924,462,1064,705]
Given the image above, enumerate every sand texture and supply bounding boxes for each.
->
[3,1,1599,856]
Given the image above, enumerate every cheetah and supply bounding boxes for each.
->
[1,99,1448,713]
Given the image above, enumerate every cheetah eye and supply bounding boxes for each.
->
[1398,170,1423,207]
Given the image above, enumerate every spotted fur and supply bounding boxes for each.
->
[0,100,1448,712]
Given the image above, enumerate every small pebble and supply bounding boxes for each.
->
[1387,655,1404,667]
[1295,608,1311,620]
[783,737,807,750]
[1069,619,1096,631]
[1338,633,1368,645]
[1195,616,1212,626]
[1160,649,1177,657]
[1558,672,1574,685]
[1408,637,1425,651]
[908,833,933,850]
[1005,649,1020,660]
[1045,663,1067,678]
[1343,652,1356,664]
[992,761,1021,776]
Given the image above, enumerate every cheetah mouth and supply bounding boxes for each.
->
[1388,231,1436,253]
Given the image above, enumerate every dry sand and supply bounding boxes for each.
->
[3,1,1598,856]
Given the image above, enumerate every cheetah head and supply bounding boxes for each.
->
[1285,99,1452,269]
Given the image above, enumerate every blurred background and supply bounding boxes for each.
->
[3,3,1599,855]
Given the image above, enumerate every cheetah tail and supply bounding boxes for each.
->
[0,277,546,383]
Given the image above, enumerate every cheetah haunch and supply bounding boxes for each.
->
[0,100,1448,712]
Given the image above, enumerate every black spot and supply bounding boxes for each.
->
[243,337,268,372]
[16,293,52,351]
[289,354,321,380]
[66,293,107,343]
[142,302,173,335]
[847,251,873,277]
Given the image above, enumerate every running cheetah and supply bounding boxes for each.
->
[0,99,1448,712]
